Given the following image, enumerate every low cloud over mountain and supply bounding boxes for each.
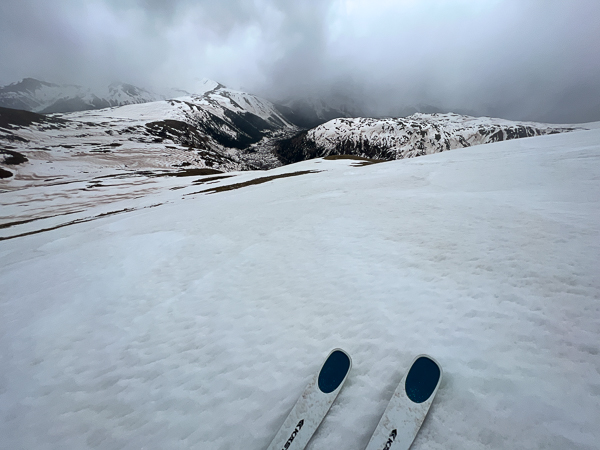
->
[1,0,599,123]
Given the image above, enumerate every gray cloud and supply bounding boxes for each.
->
[1,0,599,123]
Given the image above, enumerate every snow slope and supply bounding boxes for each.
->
[1,128,599,449]
[277,113,581,163]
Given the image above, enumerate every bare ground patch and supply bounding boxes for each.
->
[1,149,28,165]
[323,154,386,166]
[187,170,321,195]
[191,175,236,185]
[0,209,87,229]
[0,204,162,241]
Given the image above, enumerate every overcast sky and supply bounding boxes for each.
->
[1,0,599,122]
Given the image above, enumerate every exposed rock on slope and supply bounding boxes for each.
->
[276,113,579,164]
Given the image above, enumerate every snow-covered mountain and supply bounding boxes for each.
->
[276,113,580,164]
[0,78,163,114]
[3,93,589,189]
[0,83,298,182]
[1,127,599,449]
[1,78,587,178]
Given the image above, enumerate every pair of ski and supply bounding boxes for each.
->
[266,349,442,450]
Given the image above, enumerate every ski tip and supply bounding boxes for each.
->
[405,354,442,404]
[318,349,352,394]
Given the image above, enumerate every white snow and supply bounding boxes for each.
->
[1,128,599,449]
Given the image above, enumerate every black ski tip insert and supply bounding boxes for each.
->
[318,350,350,394]
[405,356,441,404]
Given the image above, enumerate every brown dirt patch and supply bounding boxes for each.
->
[187,170,320,195]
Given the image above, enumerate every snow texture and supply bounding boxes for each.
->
[1,128,600,449]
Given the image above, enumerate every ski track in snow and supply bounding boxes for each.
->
[0,129,599,449]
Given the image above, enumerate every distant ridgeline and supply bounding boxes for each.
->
[276,113,580,164]
[0,78,584,179]
[0,78,162,114]
[0,81,300,178]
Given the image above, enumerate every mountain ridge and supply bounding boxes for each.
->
[0,77,163,114]
[0,83,299,183]
[276,113,581,164]
[0,77,592,188]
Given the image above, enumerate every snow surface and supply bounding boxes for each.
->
[1,129,600,449]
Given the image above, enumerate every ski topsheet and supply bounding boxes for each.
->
[364,355,442,450]
[266,348,352,450]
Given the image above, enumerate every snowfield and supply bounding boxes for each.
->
[1,128,599,449]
